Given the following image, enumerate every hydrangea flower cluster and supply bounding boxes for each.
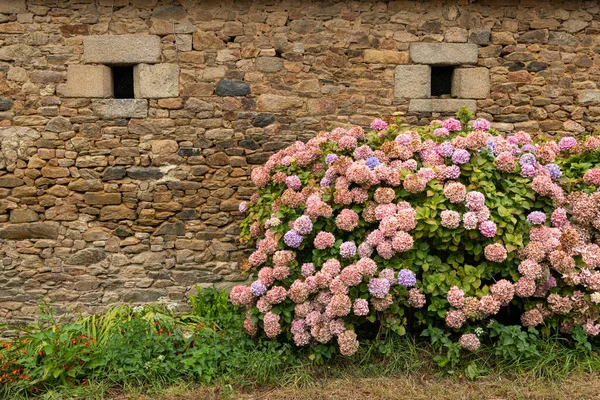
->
[234,114,600,355]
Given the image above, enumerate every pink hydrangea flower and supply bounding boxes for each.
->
[370,119,388,130]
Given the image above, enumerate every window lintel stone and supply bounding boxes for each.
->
[83,35,161,65]
[409,43,478,65]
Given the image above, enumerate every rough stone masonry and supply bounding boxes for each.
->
[1,0,600,322]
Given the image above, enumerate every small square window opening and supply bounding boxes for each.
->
[430,66,454,97]
[112,66,134,99]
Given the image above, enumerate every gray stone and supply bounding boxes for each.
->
[102,168,127,181]
[408,99,477,113]
[252,114,276,127]
[83,35,161,64]
[9,209,39,223]
[92,99,148,119]
[394,65,431,99]
[215,80,250,96]
[527,62,548,72]
[451,68,490,99]
[0,97,14,111]
[57,65,112,98]
[176,209,198,220]
[121,290,164,303]
[256,56,284,73]
[518,29,548,44]
[0,0,26,14]
[133,63,179,98]
[409,43,478,65]
[45,116,72,133]
[178,148,200,157]
[578,90,600,105]
[126,167,164,180]
[114,225,133,238]
[155,220,185,236]
[548,31,579,46]
[65,248,106,266]
[469,28,491,45]
[0,222,59,239]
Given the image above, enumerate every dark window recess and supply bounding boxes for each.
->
[430,66,454,97]
[112,66,134,99]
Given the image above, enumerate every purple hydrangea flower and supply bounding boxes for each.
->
[366,157,381,170]
[340,241,357,258]
[397,269,417,287]
[521,164,536,177]
[546,163,561,179]
[558,137,577,151]
[521,144,537,153]
[452,149,471,165]
[284,230,303,248]
[486,138,497,154]
[325,154,338,164]
[438,142,454,157]
[446,165,461,179]
[368,278,390,299]
[239,201,247,213]
[519,153,536,166]
[251,280,267,296]
[320,178,332,188]
[527,211,546,225]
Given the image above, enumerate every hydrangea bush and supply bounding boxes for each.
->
[230,109,600,356]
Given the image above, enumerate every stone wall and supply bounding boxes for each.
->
[1,0,600,322]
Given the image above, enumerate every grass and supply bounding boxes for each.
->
[7,334,600,400]
[28,373,600,400]
[3,293,600,399]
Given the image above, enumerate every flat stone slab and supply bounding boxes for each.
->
[394,65,431,99]
[0,222,59,239]
[92,99,148,119]
[134,63,179,98]
[57,65,113,98]
[452,67,490,99]
[84,35,161,65]
[409,43,478,65]
[408,99,477,113]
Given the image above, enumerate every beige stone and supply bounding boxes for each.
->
[0,0,26,14]
[256,56,284,72]
[257,94,303,112]
[410,43,478,65]
[84,35,161,64]
[84,192,122,205]
[134,63,180,98]
[363,49,408,64]
[408,99,477,113]
[151,140,179,154]
[57,65,113,98]
[452,68,490,99]
[394,65,431,99]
